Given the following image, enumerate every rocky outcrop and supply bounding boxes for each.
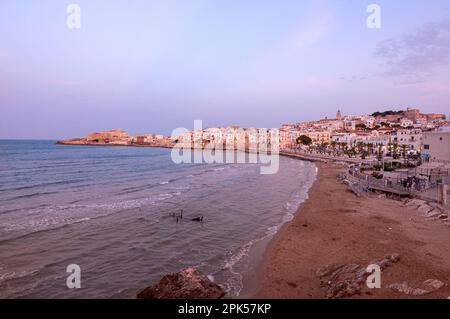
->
[87,129,130,143]
[388,279,445,296]
[136,268,226,299]
[403,198,449,226]
[56,129,176,148]
[56,138,87,145]
[316,254,400,299]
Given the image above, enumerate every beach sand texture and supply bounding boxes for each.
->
[255,163,450,299]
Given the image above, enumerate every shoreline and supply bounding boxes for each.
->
[238,164,319,298]
[56,141,174,149]
[252,162,450,299]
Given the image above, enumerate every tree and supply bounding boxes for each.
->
[391,143,400,159]
[367,143,374,155]
[297,135,313,146]
[377,144,384,162]
[401,145,408,159]
[356,123,367,130]
[356,141,365,154]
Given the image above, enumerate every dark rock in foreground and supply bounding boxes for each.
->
[316,253,401,298]
[137,268,226,299]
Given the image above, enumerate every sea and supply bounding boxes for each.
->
[0,140,316,298]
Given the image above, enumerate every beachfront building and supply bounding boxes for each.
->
[280,128,297,149]
[367,134,391,147]
[305,131,331,144]
[331,131,390,148]
[392,128,423,152]
[331,132,356,145]
[422,128,450,163]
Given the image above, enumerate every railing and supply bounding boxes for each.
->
[347,170,412,195]
[280,149,378,165]
[347,170,449,207]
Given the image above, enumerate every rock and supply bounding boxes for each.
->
[423,279,445,290]
[388,282,428,296]
[389,279,445,296]
[87,129,130,142]
[316,254,400,299]
[371,253,400,269]
[438,214,448,220]
[425,209,443,218]
[136,268,226,299]
[427,202,441,209]
[417,204,433,215]
[404,199,426,208]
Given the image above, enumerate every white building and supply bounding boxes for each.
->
[343,119,356,131]
[331,132,356,145]
[393,128,423,152]
[422,128,450,163]
[400,118,414,128]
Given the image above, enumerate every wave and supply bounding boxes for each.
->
[0,191,58,202]
[0,178,89,194]
[0,192,181,245]
[218,163,317,297]
[0,268,41,286]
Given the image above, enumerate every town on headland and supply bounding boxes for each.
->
[57,107,450,205]
[57,107,450,164]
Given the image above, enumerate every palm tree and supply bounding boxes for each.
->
[377,144,384,162]
[401,145,408,159]
[297,135,313,147]
[356,141,365,155]
[367,143,374,155]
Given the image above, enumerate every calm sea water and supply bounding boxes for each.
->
[0,140,316,298]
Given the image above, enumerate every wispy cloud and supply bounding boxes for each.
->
[375,18,450,80]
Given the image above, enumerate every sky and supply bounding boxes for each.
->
[1,0,450,139]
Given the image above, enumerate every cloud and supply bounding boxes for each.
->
[375,18,450,80]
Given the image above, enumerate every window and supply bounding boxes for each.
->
[424,145,430,150]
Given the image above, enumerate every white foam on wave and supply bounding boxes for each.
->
[221,162,317,297]
[0,268,40,285]
[221,238,261,296]
[0,190,184,239]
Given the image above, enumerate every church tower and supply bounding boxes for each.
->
[336,109,342,120]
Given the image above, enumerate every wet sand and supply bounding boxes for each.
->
[254,163,450,298]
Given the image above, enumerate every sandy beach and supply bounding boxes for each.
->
[254,163,450,299]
